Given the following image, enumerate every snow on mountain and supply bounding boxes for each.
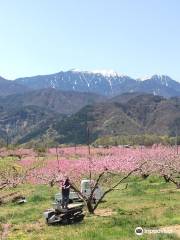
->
[138,75,155,81]
[70,69,126,77]
[91,69,126,78]
[138,74,169,81]
[13,70,180,98]
[138,74,172,86]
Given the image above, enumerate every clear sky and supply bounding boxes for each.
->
[0,0,180,81]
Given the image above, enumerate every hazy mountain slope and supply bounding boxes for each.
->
[146,97,180,135]
[53,94,180,144]
[109,92,144,103]
[0,105,62,144]
[0,76,30,96]
[0,92,179,145]
[53,102,144,144]
[121,94,165,127]
[0,88,106,114]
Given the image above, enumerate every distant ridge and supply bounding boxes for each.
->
[0,91,179,145]
[0,76,30,96]
[13,70,180,98]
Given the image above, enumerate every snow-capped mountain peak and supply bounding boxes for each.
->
[69,69,126,78]
[14,70,180,98]
[137,75,155,81]
[138,74,171,81]
[91,69,125,77]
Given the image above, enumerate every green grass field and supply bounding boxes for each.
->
[1,175,180,240]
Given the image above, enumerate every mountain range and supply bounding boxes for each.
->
[52,94,180,144]
[1,70,180,98]
[0,70,180,145]
[0,90,179,145]
[0,76,30,96]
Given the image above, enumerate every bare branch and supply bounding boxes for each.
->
[93,162,146,212]
[89,171,106,200]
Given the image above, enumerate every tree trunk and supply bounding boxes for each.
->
[141,173,149,179]
[86,200,94,214]
[163,175,170,183]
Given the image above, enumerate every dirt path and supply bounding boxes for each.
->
[95,208,115,217]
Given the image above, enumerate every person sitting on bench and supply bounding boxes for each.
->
[61,176,70,209]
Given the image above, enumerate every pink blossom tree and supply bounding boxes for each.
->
[17,145,180,213]
[139,145,180,188]
[27,146,146,213]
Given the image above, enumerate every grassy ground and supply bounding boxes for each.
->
[0,176,180,240]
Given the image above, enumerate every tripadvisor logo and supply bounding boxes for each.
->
[135,227,144,236]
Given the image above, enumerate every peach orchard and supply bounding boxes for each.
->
[0,145,179,213]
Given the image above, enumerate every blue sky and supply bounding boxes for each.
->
[0,0,180,81]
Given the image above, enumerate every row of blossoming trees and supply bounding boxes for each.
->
[0,145,179,213]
